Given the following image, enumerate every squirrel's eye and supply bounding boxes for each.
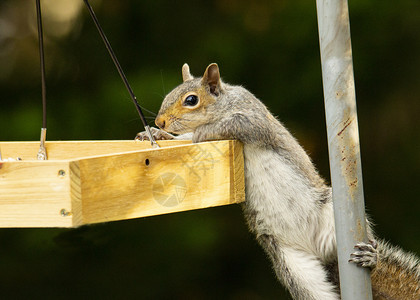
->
[183,94,199,107]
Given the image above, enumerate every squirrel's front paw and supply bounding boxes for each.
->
[135,127,175,141]
[192,126,218,143]
[349,240,378,269]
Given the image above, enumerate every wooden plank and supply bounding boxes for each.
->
[0,161,73,227]
[69,161,83,226]
[230,141,245,205]
[0,140,192,160]
[77,140,245,225]
[0,140,245,227]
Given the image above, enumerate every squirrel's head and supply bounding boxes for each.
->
[155,63,222,134]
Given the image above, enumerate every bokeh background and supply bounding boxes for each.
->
[0,0,419,299]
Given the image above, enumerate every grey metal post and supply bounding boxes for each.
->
[316,0,373,299]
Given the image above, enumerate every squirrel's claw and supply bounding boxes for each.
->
[135,127,175,141]
[349,240,378,269]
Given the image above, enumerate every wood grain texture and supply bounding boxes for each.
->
[69,161,83,226]
[0,161,73,227]
[0,140,244,227]
[231,141,245,205]
[0,140,191,160]
[78,140,244,224]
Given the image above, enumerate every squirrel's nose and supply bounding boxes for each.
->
[155,117,166,129]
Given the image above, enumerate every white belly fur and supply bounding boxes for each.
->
[243,144,336,261]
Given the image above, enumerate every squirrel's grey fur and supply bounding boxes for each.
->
[136,63,420,299]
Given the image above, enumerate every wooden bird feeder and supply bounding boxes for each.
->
[0,2,245,228]
[0,140,245,228]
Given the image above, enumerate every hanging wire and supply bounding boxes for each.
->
[83,0,159,148]
[36,0,47,160]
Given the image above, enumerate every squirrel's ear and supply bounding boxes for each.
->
[202,63,221,95]
[182,63,193,82]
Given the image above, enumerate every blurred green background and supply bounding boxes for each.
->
[0,0,419,299]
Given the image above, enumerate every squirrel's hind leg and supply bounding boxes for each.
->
[258,234,340,300]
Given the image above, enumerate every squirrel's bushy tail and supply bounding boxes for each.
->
[371,240,420,300]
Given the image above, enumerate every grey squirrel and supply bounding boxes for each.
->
[136,63,420,300]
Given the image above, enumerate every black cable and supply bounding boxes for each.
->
[83,0,156,146]
[36,0,47,129]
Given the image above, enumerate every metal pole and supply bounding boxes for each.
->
[316,1,373,299]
